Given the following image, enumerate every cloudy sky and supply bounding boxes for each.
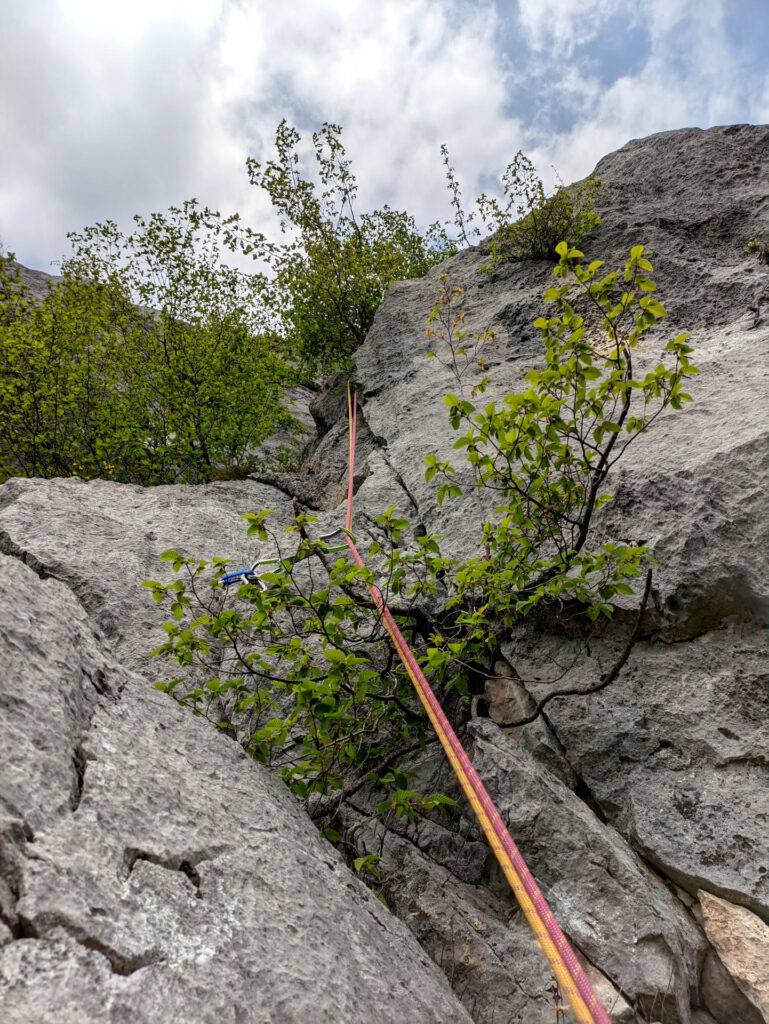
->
[2,0,768,273]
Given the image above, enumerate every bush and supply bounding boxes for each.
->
[476,151,602,268]
[745,237,769,266]
[145,242,698,823]
[247,121,454,375]
[0,204,296,485]
[1,124,456,484]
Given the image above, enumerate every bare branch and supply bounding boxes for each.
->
[495,568,652,728]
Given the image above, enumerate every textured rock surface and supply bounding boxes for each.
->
[0,475,296,679]
[340,125,769,1020]
[2,124,768,1023]
[699,891,769,1021]
[0,554,473,1023]
[337,727,705,1022]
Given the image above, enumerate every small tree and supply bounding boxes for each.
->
[424,243,697,684]
[0,256,135,481]
[247,121,454,375]
[145,242,698,823]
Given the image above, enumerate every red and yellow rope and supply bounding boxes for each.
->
[343,384,609,1024]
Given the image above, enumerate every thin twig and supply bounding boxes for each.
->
[308,735,440,819]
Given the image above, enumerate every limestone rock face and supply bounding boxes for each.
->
[0,554,473,1024]
[0,475,297,679]
[699,891,769,1022]
[2,123,768,1023]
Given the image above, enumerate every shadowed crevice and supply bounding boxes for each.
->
[124,848,204,899]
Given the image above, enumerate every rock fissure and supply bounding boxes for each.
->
[15,911,164,976]
[69,745,86,812]
[377,446,421,514]
[122,848,210,898]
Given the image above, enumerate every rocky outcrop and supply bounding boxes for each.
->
[328,123,769,1022]
[1,123,768,1023]
[699,891,769,1022]
[0,553,473,1024]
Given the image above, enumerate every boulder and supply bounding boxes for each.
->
[0,554,473,1024]
[699,891,769,1022]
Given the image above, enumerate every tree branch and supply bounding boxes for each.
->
[495,568,652,728]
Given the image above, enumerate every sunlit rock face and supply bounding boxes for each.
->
[1,123,768,1023]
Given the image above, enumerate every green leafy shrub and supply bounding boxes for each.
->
[1,122,457,486]
[145,243,698,832]
[144,508,451,813]
[247,121,454,375]
[0,203,296,485]
[476,151,602,269]
[424,243,697,657]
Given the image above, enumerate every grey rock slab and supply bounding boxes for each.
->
[340,796,636,1024]
[466,719,706,1023]
[338,787,562,1024]
[0,555,474,1024]
[345,123,769,1007]
[338,726,705,1023]
[505,622,769,919]
[0,475,296,679]
[353,125,769,622]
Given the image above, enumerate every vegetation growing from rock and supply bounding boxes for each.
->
[246,120,455,376]
[145,242,698,827]
[440,146,602,269]
[745,236,769,266]
[0,206,293,484]
[1,124,600,486]
[477,152,602,269]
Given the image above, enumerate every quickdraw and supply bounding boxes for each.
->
[219,529,349,589]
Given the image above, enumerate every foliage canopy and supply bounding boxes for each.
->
[145,242,698,833]
[1,121,608,486]
[0,203,294,485]
[246,120,454,375]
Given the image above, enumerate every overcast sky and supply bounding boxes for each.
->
[2,0,768,273]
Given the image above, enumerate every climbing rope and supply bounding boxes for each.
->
[219,382,611,1021]
[343,384,610,1024]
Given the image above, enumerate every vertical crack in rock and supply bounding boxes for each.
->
[377,445,420,515]
[539,709,610,824]
[69,744,86,812]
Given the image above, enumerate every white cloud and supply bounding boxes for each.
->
[516,0,641,55]
[0,0,765,271]
[2,0,526,267]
